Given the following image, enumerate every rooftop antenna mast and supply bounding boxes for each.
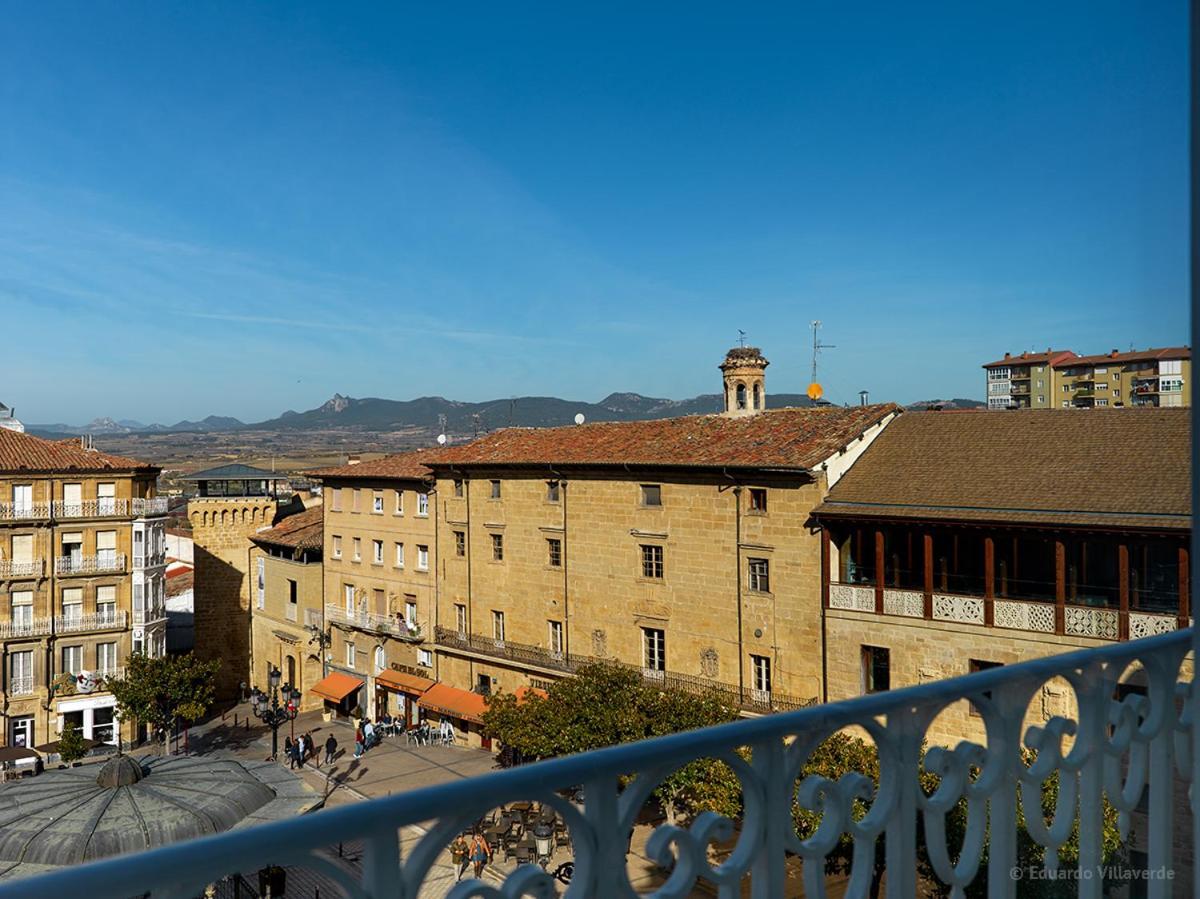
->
[809,321,835,401]
[737,329,747,348]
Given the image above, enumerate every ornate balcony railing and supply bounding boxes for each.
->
[0,559,43,579]
[325,604,424,642]
[52,499,129,518]
[434,625,817,713]
[0,617,52,639]
[133,550,167,569]
[10,630,1193,899]
[55,610,128,634]
[7,675,33,696]
[0,503,49,521]
[55,553,126,575]
[132,497,170,517]
[132,607,166,626]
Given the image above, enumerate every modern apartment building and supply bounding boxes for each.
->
[0,429,168,751]
[812,407,1189,744]
[247,504,324,712]
[983,346,1190,409]
[307,454,439,725]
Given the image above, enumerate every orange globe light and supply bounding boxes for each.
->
[807,382,823,401]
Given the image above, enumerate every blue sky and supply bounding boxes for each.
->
[0,2,1188,424]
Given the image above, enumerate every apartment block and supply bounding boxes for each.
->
[0,429,168,752]
[983,345,1190,409]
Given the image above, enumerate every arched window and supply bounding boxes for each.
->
[285,655,295,686]
[374,646,386,674]
[736,382,747,409]
[753,383,762,409]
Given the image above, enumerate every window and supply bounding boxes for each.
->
[352,537,362,561]
[394,490,404,514]
[352,488,361,512]
[287,579,298,619]
[641,544,664,579]
[1035,379,1044,388]
[372,540,383,564]
[640,484,662,507]
[1113,372,1120,380]
[987,367,1010,380]
[1113,388,1120,398]
[10,651,33,694]
[332,535,342,558]
[546,480,560,502]
[418,648,433,667]
[11,533,32,564]
[1096,381,1108,389]
[1037,395,1045,403]
[372,491,384,514]
[405,600,418,627]
[1062,384,1071,392]
[748,558,770,592]
[1062,401,1070,407]
[492,610,506,643]
[63,482,82,515]
[374,646,386,673]
[749,488,767,513]
[96,530,117,564]
[331,488,343,512]
[1161,359,1183,376]
[97,642,117,673]
[10,590,32,630]
[344,583,355,612]
[372,588,385,613]
[62,587,83,622]
[968,659,1002,717]
[416,492,429,516]
[417,545,429,570]
[736,382,747,408]
[751,654,771,694]
[861,646,890,694]
[1161,378,1184,392]
[548,620,564,656]
[642,628,666,672]
[1094,367,1107,375]
[12,484,32,515]
[1096,399,1108,407]
[454,531,465,556]
[62,644,83,675]
[455,603,467,635]
[490,480,502,499]
[97,584,116,622]
[491,533,504,561]
[345,642,356,668]
[1035,366,1044,373]
[394,542,404,567]
[453,479,464,497]
[255,557,265,609]
[547,538,562,567]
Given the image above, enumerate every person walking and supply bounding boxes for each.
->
[354,724,365,759]
[295,733,306,767]
[363,719,376,752]
[470,832,492,880]
[283,736,295,769]
[449,834,469,881]
[324,732,337,766]
[303,732,315,764]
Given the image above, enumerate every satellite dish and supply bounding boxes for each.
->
[574,413,586,425]
[436,434,447,445]
[807,382,824,401]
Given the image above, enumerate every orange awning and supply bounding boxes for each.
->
[515,686,548,704]
[375,669,436,696]
[311,671,364,704]
[418,683,488,725]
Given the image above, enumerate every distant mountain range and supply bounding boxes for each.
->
[28,391,982,437]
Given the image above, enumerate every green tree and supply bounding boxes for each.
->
[56,720,88,764]
[106,652,220,752]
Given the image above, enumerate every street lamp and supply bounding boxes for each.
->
[248,665,301,760]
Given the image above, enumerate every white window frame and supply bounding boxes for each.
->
[372,540,383,564]
[492,610,506,644]
[395,542,405,567]
[548,620,564,657]
[372,491,384,514]
[346,641,356,668]
[643,627,666,673]
[332,535,342,558]
[417,545,429,570]
[417,493,429,516]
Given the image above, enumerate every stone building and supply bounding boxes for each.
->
[306,454,439,724]
[0,429,168,751]
[247,504,325,712]
[811,406,1190,744]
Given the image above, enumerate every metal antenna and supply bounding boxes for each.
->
[811,321,836,387]
[737,329,747,348]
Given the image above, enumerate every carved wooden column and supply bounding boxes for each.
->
[984,536,995,627]
[923,533,933,620]
[1118,543,1130,640]
[874,529,885,614]
[1054,539,1066,635]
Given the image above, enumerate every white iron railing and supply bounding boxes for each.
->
[0,503,49,521]
[55,611,127,633]
[55,553,126,575]
[325,603,423,641]
[0,617,51,639]
[132,497,170,517]
[53,499,128,518]
[133,550,167,569]
[4,629,1191,898]
[0,559,42,578]
[7,675,33,696]
[132,607,166,626]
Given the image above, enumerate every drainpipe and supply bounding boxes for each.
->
[550,466,568,661]
[462,468,473,686]
[722,469,746,700]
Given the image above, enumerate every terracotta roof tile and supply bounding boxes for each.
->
[250,505,324,552]
[425,405,901,471]
[982,350,1075,368]
[308,449,437,481]
[0,429,158,474]
[1055,346,1191,367]
[815,408,1190,530]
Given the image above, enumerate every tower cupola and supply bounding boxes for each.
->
[720,346,769,417]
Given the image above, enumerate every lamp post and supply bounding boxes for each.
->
[248,665,301,761]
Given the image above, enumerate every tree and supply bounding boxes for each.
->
[57,720,88,764]
[106,652,220,751]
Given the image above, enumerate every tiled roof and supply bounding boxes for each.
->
[814,408,1190,530]
[180,463,282,481]
[1056,346,1191,367]
[425,405,901,471]
[0,429,158,474]
[981,350,1075,368]
[166,570,194,598]
[249,505,324,552]
[308,449,437,481]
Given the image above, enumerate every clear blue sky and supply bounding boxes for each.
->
[0,2,1188,424]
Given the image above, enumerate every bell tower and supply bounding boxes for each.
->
[720,346,769,417]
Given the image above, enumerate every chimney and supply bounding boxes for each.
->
[347,454,361,466]
[859,390,869,406]
[1003,352,1010,359]
[1111,349,1119,358]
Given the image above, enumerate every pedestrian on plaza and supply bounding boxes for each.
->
[363,719,376,751]
[303,732,315,764]
[354,724,365,759]
[296,733,307,766]
[324,732,337,765]
[449,834,470,881]
[470,832,492,879]
[283,736,295,769]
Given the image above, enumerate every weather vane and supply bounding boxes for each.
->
[737,329,747,348]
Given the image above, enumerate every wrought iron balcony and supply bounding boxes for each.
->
[0,559,43,579]
[55,610,128,634]
[325,603,424,642]
[434,625,817,713]
[11,629,1193,898]
[54,553,126,576]
[7,675,33,696]
[0,617,52,639]
[0,502,49,521]
[52,499,129,518]
[132,496,170,517]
